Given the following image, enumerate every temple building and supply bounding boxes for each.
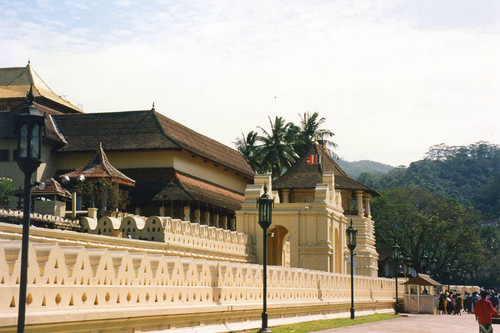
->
[0,64,254,229]
[236,143,380,276]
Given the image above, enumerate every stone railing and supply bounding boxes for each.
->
[0,237,402,332]
[0,221,254,264]
[0,208,80,230]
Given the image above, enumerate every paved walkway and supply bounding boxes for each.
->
[314,313,481,333]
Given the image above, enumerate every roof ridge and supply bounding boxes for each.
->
[151,110,181,149]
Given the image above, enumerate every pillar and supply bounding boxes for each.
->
[213,214,220,228]
[363,196,371,218]
[183,205,190,221]
[194,209,201,223]
[159,206,166,216]
[356,191,364,217]
[282,189,289,203]
[222,216,228,229]
[203,211,210,225]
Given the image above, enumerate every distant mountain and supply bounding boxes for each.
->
[334,159,394,179]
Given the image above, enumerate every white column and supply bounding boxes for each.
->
[364,196,371,218]
[356,191,364,217]
[194,209,201,223]
[203,211,210,225]
[183,206,190,221]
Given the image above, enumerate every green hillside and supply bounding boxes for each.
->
[335,159,394,179]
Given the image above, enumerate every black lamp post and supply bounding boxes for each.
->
[257,184,273,333]
[393,243,401,314]
[445,263,451,292]
[420,253,429,274]
[346,219,357,320]
[14,86,45,333]
[430,258,438,277]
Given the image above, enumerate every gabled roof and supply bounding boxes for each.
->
[52,109,255,178]
[32,178,72,199]
[62,144,135,186]
[273,142,379,196]
[0,64,82,113]
[153,170,244,211]
[403,274,441,286]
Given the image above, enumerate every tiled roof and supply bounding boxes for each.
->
[153,171,244,211]
[403,274,441,286]
[32,178,71,198]
[52,110,255,178]
[273,143,379,196]
[0,101,67,146]
[61,144,135,186]
[0,65,82,113]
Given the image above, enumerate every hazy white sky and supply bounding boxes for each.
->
[1,0,499,166]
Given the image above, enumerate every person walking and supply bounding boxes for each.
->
[465,293,473,314]
[474,290,499,333]
[455,293,463,315]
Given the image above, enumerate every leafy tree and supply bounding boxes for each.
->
[78,179,130,218]
[258,116,299,178]
[362,142,500,220]
[372,185,484,283]
[233,130,265,173]
[294,112,337,157]
[235,112,336,178]
[0,177,14,208]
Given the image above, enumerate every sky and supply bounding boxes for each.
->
[1,0,499,167]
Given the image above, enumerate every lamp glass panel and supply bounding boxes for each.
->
[19,124,28,158]
[31,124,40,159]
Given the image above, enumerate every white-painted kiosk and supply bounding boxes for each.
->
[403,274,441,314]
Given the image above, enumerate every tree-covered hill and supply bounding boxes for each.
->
[334,159,394,179]
[358,142,500,220]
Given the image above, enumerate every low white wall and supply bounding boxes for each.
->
[0,231,400,332]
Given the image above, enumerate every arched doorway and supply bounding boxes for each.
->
[267,225,290,266]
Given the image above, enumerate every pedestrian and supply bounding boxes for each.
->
[455,293,463,315]
[465,293,473,313]
[447,294,455,314]
[474,290,499,333]
[438,293,446,315]
[490,293,499,312]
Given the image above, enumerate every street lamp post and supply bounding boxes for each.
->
[420,253,429,275]
[257,184,273,333]
[346,219,357,320]
[445,263,451,292]
[430,258,438,278]
[14,87,45,333]
[393,243,401,314]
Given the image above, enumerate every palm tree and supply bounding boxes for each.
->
[234,130,263,173]
[258,116,298,178]
[295,112,337,157]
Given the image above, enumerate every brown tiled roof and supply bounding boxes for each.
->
[273,143,379,196]
[403,274,441,286]
[53,110,255,178]
[0,101,67,146]
[32,178,71,198]
[153,171,244,211]
[0,65,82,113]
[61,144,135,186]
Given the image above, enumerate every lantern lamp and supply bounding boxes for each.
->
[346,219,357,251]
[15,86,45,173]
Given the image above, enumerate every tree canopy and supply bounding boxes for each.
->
[234,112,336,178]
